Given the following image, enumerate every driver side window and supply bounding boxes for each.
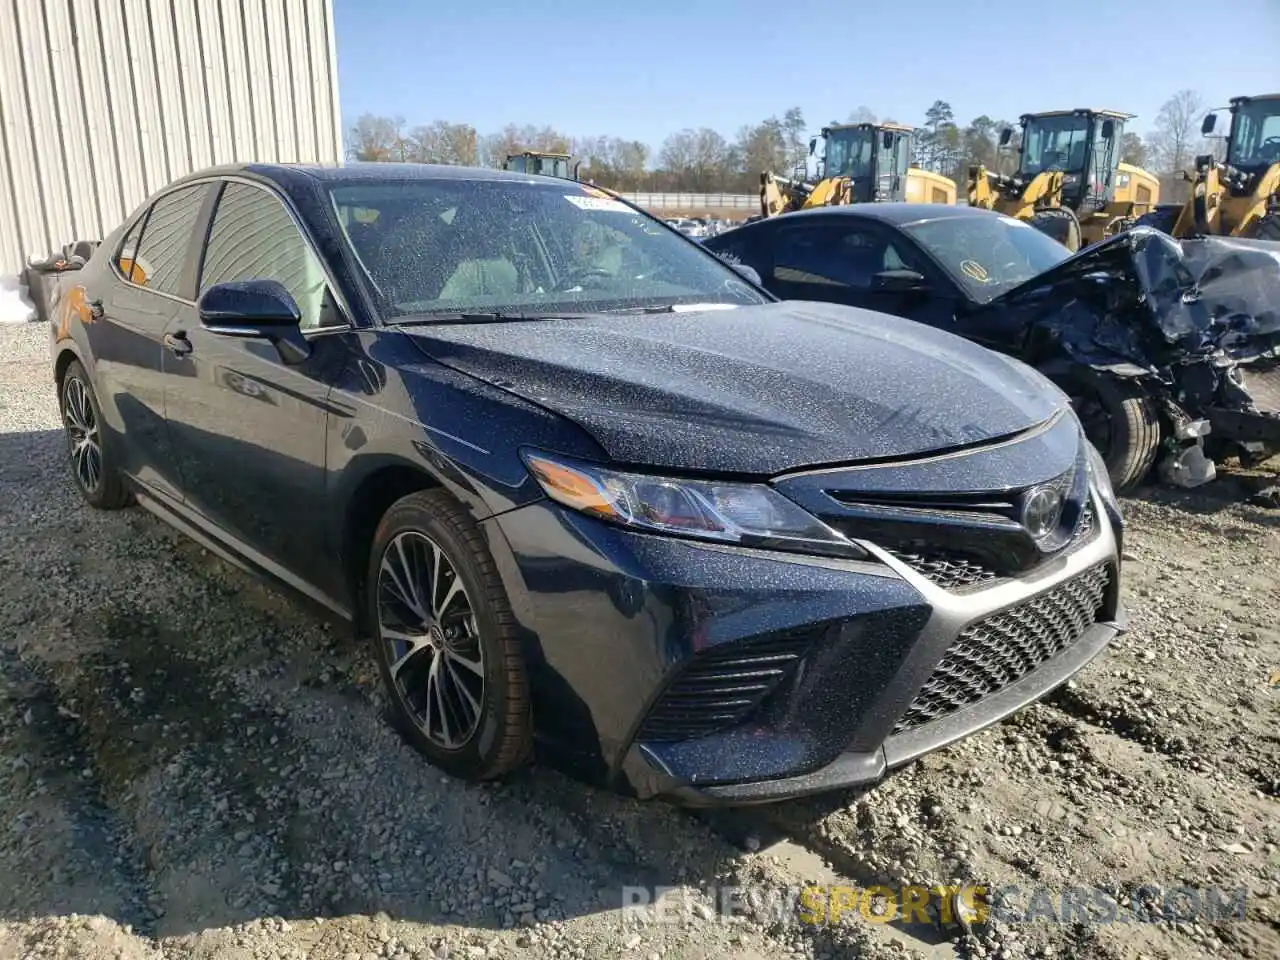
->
[774,223,917,291]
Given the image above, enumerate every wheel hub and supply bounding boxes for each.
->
[375,531,485,750]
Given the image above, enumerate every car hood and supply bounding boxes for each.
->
[401,300,1066,475]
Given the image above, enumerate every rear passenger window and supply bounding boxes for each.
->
[200,183,339,331]
[129,185,209,296]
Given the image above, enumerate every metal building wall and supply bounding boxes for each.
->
[0,0,343,277]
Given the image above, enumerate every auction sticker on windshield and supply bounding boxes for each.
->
[565,195,633,213]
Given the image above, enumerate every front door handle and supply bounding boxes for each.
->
[163,332,192,357]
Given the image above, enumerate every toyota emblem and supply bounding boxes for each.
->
[1021,485,1064,540]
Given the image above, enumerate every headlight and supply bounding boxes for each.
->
[1061,173,1080,186]
[1084,440,1119,510]
[522,450,866,559]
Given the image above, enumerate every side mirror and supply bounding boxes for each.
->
[198,279,311,364]
[730,262,762,286]
[872,269,928,294]
[1200,113,1217,136]
[882,131,894,149]
[1100,119,1115,140]
[808,137,817,156]
[998,128,1013,147]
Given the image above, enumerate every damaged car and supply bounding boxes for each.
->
[704,204,1280,492]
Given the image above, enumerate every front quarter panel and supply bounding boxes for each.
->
[323,328,607,592]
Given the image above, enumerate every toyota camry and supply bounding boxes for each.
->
[50,163,1123,804]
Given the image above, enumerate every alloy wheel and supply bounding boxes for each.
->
[376,531,485,749]
[63,376,102,493]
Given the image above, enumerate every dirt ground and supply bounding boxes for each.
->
[0,322,1277,960]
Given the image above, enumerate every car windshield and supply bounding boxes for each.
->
[903,214,1072,303]
[1019,115,1092,175]
[1227,99,1280,169]
[823,128,876,180]
[330,180,768,319]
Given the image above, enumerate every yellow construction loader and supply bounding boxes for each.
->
[1137,93,1280,240]
[760,122,956,218]
[967,109,1160,252]
[503,151,581,180]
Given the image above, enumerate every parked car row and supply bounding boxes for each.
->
[51,163,1124,805]
[662,216,742,240]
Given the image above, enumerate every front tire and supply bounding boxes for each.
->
[1059,370,1160,494]
[1030,207,1082,252]
[366,490,532,780]
[60,360,130,509]
[1244,212,1280,242]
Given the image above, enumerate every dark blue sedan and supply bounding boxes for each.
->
[49,163,1122,804]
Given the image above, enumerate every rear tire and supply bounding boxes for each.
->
[1057,369,1161,494]
[60,360,130,509]
[366,489,532,781]
[1030,208,1082,252]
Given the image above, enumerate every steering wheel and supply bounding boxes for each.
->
[553,266,616,292]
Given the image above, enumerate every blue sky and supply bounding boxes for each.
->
[332,0,1280,151]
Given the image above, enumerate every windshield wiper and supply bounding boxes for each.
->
[604,302,740,314]
[389,311,591,326]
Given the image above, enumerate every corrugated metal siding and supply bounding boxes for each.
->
[0,0,342,276]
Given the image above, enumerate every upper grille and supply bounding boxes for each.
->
[891,562,1111,734]
[635,629,816,742]
[885,498,1099,592]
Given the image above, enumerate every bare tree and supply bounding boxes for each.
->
[1145,89,1205,176]
[406,121,479,166]
[479,124,572,167]
[347,114,409,162]
[847,106,878,124]
[782,107,807,171]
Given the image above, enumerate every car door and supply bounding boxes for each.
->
[86,184,213,500]
[161,178,353,590]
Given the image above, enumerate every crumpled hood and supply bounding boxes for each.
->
[402,300,1065,475]
[984,227,1280,371]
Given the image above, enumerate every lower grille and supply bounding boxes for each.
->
[891,562,1111,734]
[636,630,816,742]
[885,550,998,589]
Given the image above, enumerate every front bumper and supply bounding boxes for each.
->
[488,484,1122,806]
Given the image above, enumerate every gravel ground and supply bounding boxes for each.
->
[1,322,1277,960]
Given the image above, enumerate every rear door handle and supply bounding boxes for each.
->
[163,332,192,357]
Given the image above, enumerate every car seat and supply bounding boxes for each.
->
[437,225,521,300]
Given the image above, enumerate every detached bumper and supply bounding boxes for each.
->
[488,489,1122,806]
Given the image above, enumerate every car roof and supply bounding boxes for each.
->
[166,161,572,190]
[762,203,1003,227]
